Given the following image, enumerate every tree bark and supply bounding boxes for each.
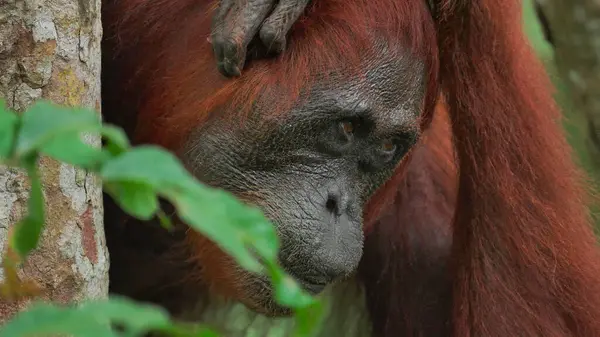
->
[0,0,106,323]
[535,0,600,171]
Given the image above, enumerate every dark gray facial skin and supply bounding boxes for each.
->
[181,45,426,316]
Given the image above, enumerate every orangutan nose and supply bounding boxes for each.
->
[325,184,351,217]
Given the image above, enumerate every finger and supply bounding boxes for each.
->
[211,0,235,33]
[212,0,275,77]
[259,0,310,54]
[246,36,272,62]
[210,0,235,75]
[227,0,274,70]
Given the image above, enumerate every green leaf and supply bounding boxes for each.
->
[101,125,131,155]
[0,297,172,337]
[0,302,117,337]
[41,132,109,169]
[292,302,325,337]
[77,297,172,335]
[104,181,159,220]
[10,155,45,258]
[99,146,279,274]
[0,100,19,159]
[156,209,174,229]
[156,324,221,337]
[14,101,130,170]
[99,145,194,188]
[273,274,314,309]
[15,101,100,157]
[166,186,265,272]
[265,261,314,311]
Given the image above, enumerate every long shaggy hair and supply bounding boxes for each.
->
[101,0,600,336]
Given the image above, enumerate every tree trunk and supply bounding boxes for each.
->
[535,0,600,172]
[0,0,106,323]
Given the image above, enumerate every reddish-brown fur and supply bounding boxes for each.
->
[102,0,600,336]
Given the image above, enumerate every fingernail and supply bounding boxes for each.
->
[275,39,286,53]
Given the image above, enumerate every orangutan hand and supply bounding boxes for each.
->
[210,0,310,77]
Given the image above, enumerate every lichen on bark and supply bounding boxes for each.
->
[0,0,106,323]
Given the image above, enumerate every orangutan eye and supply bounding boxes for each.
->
[340,120,354,136]
[381,139,396,154]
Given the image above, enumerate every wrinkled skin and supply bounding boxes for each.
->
[181,38,426,314]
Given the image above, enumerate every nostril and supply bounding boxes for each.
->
[326,194,339,214]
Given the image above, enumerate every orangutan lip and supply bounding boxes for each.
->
[279,269,330,295]
[293,274,329,295]
[298,280,327,295]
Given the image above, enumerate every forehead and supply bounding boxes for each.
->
[285,45,427,133]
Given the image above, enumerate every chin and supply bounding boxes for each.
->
[242,297,294,317]
[234,274,295,317]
